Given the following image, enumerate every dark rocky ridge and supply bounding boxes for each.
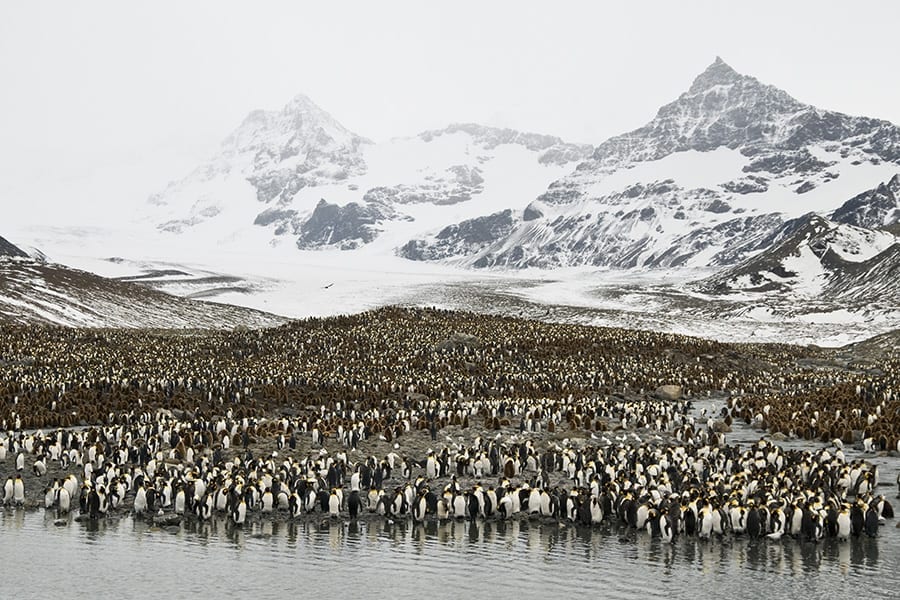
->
[696,213,900,305]
[831,174,900,229]
[400,210,516,263]
[296,199,409,250]
[0,235,28,259]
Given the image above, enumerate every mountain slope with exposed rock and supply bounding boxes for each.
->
[0,235,28,259]
[405,58,900,270]
[145,99,592,254]
[0,255,286,328]
[694,213,899,306]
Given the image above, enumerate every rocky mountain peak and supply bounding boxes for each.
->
[687,56,743,93]
[221,92,368,160]
[281,93,323,114]
[578,56,900,173]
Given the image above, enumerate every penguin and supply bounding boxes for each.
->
[317,489,330,513]
[348,490,361,519]
[232,498,247,525]
[174,486,186,515]
[63,474,79,503]
[729,500,745,534]
[635,502,652,529]
[16,452,25,472]
[766,508,785,541]
[850,502,865,537]
[261,489,274,513]
[745,504,762,539]
[565,491,579,522]
[13,474,25,507]
[864,504,879,537]
[367,488,381,513]
[836,505,851,541]
[33,459,47,477]
[452,493,468,519]
[44,484,56,509]
[87,487,101,519]
[659,508,674,543]
[874,495,894,520]
[435,494,450,521]
[196,493,213,521]
[681,504,697,537]
[528,488,542,515]
[214,487,229,513]
[711,503,727,536]
[467,491,479,521]
[497,494,513,520]
[485,487,497,518]
[3,476,14,505]
[328,489,340,518]
[590,497,604,525]
[389,489,405,517]
[539,489,554,517]
[57,486,71,515]
[289,493,302,519]
[412,491,428,523]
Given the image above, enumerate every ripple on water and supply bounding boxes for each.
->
[1,510,898,600]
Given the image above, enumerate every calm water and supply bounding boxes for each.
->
[2,508,897,600]
[3,402,900,600]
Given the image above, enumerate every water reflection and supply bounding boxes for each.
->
[3,504,888,577]
[1,506,894,599]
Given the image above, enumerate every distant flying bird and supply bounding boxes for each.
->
[323,283,334,289]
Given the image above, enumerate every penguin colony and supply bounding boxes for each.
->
[0,306,897,544]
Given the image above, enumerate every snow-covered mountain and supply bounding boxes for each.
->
[405,58,900,269]
[146,97,592,253]
[0,254,285,328]
[149,94,371,236]
[146,58,900,279]
[44,57,889,341]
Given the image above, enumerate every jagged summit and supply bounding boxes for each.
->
[687,56,745,93]
[150,92,371,227]
[587,58,812,165]
[282,92,324,112]
[222,92,369,157]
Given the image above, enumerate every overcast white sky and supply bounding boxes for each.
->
[3,1,899,227]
